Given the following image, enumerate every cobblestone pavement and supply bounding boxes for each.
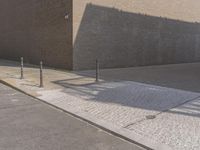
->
[0,83,144,150]
[38,81,200,150]
[1,59,200,150]
[128,97,200,150]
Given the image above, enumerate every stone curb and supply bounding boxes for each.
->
[0,79,172,150]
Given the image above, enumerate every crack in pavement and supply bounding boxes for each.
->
[123,94,200,129]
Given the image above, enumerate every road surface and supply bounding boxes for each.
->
[0,83,144,150]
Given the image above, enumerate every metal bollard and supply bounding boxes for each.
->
[20,57,24,79]
[40,61,44,88]
[96,59,99,82]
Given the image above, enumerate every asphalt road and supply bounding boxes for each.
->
[0,83,144,150]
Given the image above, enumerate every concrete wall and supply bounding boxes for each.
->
[73,0,200,70]
[1,0,200,70]
[0,0,73,69]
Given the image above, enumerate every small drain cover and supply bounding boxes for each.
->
[146,115,156,120]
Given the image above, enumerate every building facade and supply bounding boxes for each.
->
[0,0,73,69]
[0,0,200,70]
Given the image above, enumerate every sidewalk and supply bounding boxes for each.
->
[1,59,200,150]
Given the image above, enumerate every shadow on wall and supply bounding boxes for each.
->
[73,3,200,70]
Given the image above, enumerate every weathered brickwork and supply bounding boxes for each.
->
[0,0,72,69]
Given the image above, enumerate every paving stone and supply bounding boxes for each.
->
[38,81,200,150]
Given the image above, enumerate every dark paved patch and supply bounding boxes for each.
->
[0,84,144,150]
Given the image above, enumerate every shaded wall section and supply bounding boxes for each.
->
[0,0,73,69]
[73,1,200,70]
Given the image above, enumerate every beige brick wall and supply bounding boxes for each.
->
[73,0,200,70]
[0,0,73,69]
[73,0,200,41]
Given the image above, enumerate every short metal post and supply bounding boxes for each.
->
[20,57,24,79]
[96,59,99,82]
[40,61,44,88]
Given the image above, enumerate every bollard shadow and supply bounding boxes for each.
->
[4,73,21,80]
[74,62,200,93]
[21,83,40,88]
[53,75,200,119]
[54,3,200,118]
[53,77,106,87]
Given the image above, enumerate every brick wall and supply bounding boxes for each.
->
[73,0,200,70]
[1,0,200,70]
[0,0,73,69]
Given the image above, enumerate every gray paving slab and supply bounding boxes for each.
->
[47,81,200,126]
[38,80,200,150]
[0,83,144,150]
[128,97,200,150]
[1,60,200,150]
[76,62,200,93]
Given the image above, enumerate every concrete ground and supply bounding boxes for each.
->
[0,83,144,150]
[1,59,200,150]
[77,63,200,93]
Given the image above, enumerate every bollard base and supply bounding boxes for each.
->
[39,61,44,88]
